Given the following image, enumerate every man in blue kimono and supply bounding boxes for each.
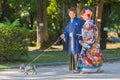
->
[60,8,84,73]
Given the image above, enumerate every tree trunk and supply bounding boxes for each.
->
[37,0,48,48]
[76,2,83,18]
[95,0,103,45]
[100,3,111,50]
[62,2,69,51]
[0,0,2,16]
[29,11,34,30]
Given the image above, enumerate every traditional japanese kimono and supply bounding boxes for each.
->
[63,17,84,70]
[77,19,104,72]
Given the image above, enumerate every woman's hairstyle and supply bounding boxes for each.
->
[82,7,93,19]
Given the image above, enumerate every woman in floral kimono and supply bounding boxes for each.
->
[77,8,104,73]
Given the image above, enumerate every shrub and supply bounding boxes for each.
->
[0,19,28,62]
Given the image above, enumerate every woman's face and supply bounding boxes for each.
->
[82,9,92,21]
[68,11,75,19]
[82,13,88,21]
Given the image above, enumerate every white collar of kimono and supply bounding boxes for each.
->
[71,19,73,23]
[85,19,93,24]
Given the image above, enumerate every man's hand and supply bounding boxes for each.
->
[60,34,65,39]
[79,40,84,46]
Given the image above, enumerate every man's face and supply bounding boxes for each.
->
[68,11,75,19]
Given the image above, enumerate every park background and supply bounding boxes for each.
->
[0,0,120,67]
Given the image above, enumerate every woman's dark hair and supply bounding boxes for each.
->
[79,6,93,19]
[83,6,93,12]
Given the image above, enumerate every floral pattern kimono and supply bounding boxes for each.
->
[77,20,104,72]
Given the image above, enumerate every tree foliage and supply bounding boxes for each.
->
[47,0,62,36]
[0,0,120,50]
[108,2,120,32]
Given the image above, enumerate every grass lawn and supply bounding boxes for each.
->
[0,43,120,67]
[0,51,69,67]
[102,49,120,58]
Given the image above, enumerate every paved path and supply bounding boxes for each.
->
[0,61,120,80]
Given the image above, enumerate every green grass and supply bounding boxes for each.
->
[0,51,69,67]
[25,51,69,64]
[102,49,120,58]
[0,49,120,67]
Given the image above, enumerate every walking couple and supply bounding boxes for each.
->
[60,7,104,74]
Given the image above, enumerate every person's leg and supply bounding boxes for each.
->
[69,53,74,70]
[69,54,80,73]
[74,54,78,70]
[73,54,81,73]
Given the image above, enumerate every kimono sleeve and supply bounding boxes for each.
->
[76,19,84,40]
[63,23,69,36]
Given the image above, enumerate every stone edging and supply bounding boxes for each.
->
[0,57,120,69]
